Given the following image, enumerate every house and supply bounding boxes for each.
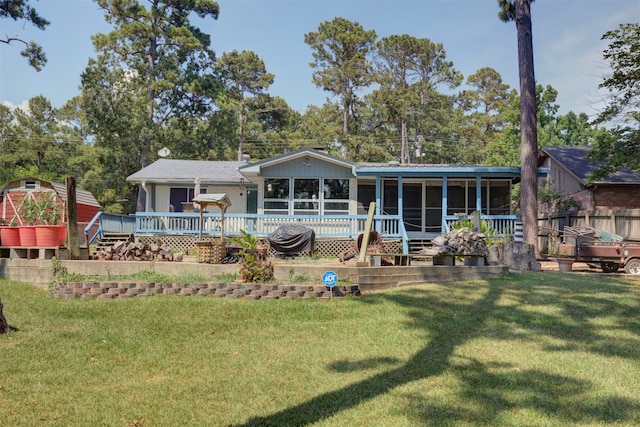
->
[538,146,640,210]
[126,158,254,214]
[0,177,100,225]
[126,149,532,253]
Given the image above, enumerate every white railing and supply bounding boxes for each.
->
[443,214,517,238]
[134,212,404,239]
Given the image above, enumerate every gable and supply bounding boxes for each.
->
[539,146,640,185]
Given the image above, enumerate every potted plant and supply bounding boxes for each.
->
[229,230,273,283]
[19,192,66,247]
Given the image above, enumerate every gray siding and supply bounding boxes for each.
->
[262,159,352,178]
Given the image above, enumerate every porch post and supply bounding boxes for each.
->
[442,176,448,232]
[397,176,403,220]
[476,176,482,214]
[375,175,382,216]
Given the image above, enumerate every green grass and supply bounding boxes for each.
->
[2,272,640,426]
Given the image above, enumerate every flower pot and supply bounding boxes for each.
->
[0,227,21,247]
[18,226,37,247]
[35,225,60,247]
[556,258,574,273]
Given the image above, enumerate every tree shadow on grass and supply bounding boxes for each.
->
[234,274,640,426]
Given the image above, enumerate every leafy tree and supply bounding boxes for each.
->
[90,0,222,211]
[305,17,377,159]
[217,49,275,160]
[0,104,17,183]
[12,95,57,172]
[589,23,640,180]
[458,67,513,163]
[0,0,49,70]
[498,0,539,254]
[372,34,462,164]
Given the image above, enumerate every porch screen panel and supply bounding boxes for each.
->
[447,179,475,216]
[425,184,442,232]
[264,178,289,214]
[357,183,376,214]
[403,183,422,232]
[488,180,511,215]
[323,179,349,215]
[447,180,466,216]
[383,180,399,215]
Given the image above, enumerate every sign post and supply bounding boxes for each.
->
[322,271,338,298]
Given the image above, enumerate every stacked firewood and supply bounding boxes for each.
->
[93,240,184,262]
[420,227,489,257]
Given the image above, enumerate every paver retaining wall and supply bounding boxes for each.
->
[50,281,360,300]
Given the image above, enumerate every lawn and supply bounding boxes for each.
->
[1,272,640,426]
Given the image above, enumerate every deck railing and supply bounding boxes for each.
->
[443,214,517,238]
[84,212,136,244]
[86,211,516,253]
[134,213,403,238]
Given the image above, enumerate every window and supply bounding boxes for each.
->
[170,187,206,212]
[263,178,350,215]
[323,179,349,215]
[264,178,290,214]
[293,179,319,215]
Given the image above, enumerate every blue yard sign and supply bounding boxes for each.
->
[322,271,338,287]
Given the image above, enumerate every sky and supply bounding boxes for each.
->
[1,0,639,118]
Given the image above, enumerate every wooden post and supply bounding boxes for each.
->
[357,202,376,264]
[66,176,81,260]
[472,210,481,230]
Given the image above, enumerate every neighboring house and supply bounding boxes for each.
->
[538,146,640,210]
[128,148,528,243]
[0,177,100,224]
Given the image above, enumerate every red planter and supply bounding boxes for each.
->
[35,226,57,247]
[18,226,37,247]
[33,225,68,247]
[0,227,21,247]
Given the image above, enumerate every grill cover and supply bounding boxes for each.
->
[267,225,315,254]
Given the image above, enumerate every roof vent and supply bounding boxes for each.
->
[388,160,400,166]
[21,179,40,190]
[241,154,251,164]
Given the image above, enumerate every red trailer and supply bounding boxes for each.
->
[576,242,640,274]
[561,227,640,274]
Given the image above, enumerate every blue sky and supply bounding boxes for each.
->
[1,0,638,117]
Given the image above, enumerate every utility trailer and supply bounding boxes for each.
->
[560,226,640,274]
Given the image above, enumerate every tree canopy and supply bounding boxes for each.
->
[0,0,49,70]
[1,7,615,216]
[588,23,640,181]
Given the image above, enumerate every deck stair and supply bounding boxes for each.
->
[94,232,134,255]
[408,238,433,254]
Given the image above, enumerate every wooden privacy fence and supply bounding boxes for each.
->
[538,209,640,250]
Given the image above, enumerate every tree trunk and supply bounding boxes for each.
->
[516,0,539,258]
[0,298,10,334]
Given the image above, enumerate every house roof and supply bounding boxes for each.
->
[539,146,640,185]
[1,177,100,208]
[126,159,247,184]
[355,162,526,179]
[239,148,356,177]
